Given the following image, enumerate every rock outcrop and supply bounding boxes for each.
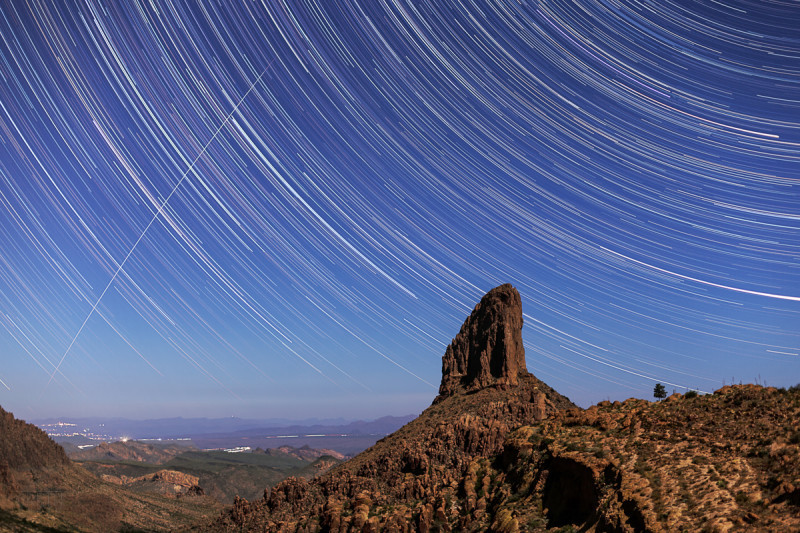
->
[101,469,205,497]
[205,285,800,532]
[206,284,576,531]
[438,283,527,398]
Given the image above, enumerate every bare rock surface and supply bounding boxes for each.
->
[439,283,528,397]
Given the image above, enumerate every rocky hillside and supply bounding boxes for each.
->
[445,383,800,532]
[69,439,190,464]
[1,404,73,517]
[207,284,576,531]
[101,468,204,497]
[257,445,347,462]
[207,284,800,532]
[0,406,220,532]
[0,406,69,473]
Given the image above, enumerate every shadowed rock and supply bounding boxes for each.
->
[439,283,527,397]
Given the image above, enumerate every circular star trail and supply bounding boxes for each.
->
[0,0,797,418]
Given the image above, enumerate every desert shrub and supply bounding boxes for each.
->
[593,448,607,459]
[565,441,584,452]
[685,390,698,399]
[59,493,122,531]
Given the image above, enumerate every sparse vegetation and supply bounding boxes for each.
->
[77,446,341,504]
[0,405,222,531]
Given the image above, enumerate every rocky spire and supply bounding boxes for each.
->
[438,284,528,397]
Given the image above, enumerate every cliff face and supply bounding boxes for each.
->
[438,284,527,398]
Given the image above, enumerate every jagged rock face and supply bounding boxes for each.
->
[439,284,527,397]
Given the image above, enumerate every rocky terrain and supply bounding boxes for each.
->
[97,468,204,497]
[75,440,344,505]
[473,383,800,532]
[4,284,798,532]
[0,406,220,532]
[207,284,800,532]
[207,284,576,531]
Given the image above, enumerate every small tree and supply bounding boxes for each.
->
[653,383,667,401]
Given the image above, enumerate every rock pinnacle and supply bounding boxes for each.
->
[438,284,528,397]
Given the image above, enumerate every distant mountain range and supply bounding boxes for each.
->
[33,414,415,440]
[35,414,417,456]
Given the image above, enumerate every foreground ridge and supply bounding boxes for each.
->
[208,284,576,531]
[0,405,220,531]
[208,286,800,532]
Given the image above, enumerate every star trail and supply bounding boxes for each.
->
[0,0,797,419]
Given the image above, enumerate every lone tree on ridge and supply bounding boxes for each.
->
[653,383,667,401]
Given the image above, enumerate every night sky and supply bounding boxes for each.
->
[1,1,797,420]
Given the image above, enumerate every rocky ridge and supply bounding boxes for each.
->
[258,445,348,462]
[207,284,800,532]
[68,439,191,464]
[0,406,220,531]
[208,284,576,531]
[100,469,204,497]
[0,405,69,474]
[450,384,800,532]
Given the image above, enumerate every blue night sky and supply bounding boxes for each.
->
[0,1,797,421]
